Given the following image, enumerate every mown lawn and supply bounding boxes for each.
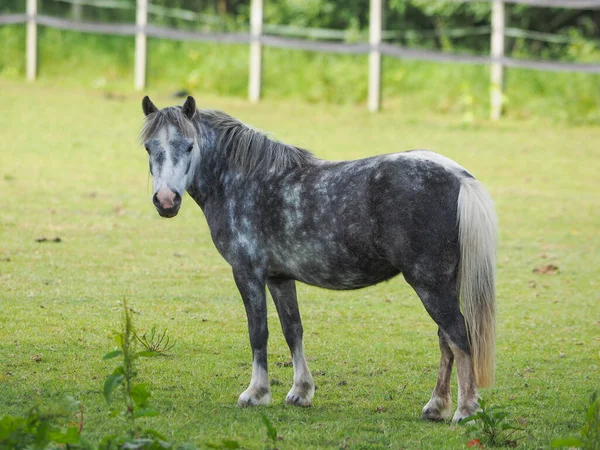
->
[0,79,598,449]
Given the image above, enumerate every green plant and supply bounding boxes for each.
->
[461,398,526,448]
[0,397,83,450]
[102,302,168,450]
[260,413,279,450]
[552,392,600,450]
[135,326,177,355]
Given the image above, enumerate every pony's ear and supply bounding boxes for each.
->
[182,96,196,120]
[142,96,158,116]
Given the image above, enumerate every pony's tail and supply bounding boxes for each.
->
[457,177,498,388]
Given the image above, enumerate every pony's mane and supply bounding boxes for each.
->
[140,106,315,176]
[200,110,315,176]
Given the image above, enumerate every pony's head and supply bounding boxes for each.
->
[140,96,199,218]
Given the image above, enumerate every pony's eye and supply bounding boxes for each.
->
[144,144,150,154]
[187,144,194,153]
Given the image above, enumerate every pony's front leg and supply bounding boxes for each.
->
[267,279,314,407]
[234,269,271,407]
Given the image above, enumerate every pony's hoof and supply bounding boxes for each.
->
[285,393,312,407]
[421,397,452,422]
[452,404,479,423]
[421,408,447,422]
[237,388,271,407]
[285,382,314,407]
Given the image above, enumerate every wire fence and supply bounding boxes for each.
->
[1,0,600,117]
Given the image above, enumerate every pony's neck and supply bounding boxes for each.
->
[200,110,315,176]
[187,110,316,207]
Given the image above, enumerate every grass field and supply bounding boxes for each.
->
[0,79,599,449]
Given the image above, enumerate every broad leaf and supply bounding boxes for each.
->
[492,411,509,421]
[104,373,125,403]
[111,366,125,376]
[130,383,152,408]
[114,334,124,348]
[501,422,524,431]
[48,426,80,444]
[134,408,159,418]
[459,413,479,425]
[136,350,161,358]
[103,350,123,360]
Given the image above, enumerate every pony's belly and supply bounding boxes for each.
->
[300,270,400,290]
[273,257,400,290]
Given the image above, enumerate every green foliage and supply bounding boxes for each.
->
[102,302,161,439]
[0,398,83,450]
[260,413,279,449]
[134,326,177,355]
[1,24,598,123]
[461,398,526,448]
[552,392,600,450]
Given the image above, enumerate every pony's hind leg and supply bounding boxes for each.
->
[267,279,315,406]
[421,329,454,421]
[411,284,479,422]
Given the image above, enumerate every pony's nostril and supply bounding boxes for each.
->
[173,192,182,206]
[152,193,161,208]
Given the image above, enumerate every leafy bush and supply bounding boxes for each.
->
[0,398,83,450]
[461,398,526,448]
[552,392,600,450]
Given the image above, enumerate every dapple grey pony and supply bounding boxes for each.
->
[139,96,497,422]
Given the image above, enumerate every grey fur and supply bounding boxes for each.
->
[139,96,498,420]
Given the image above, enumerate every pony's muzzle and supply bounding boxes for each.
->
[153,187,181,218]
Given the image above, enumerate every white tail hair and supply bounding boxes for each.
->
[457,177,498,388]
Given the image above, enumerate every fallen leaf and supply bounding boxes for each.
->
[35,237,62,243]
[533,264,559,275]
[31,354,42,362]
[467,439,484,448]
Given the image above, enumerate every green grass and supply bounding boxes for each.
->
[1,26,600,123]
[0,78,599,449]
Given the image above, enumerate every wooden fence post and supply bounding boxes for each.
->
[248,0,263,103]
[72,0,82,21]
[26,0,37,82]
[134,0,148,91]
[368,0,382,112]
[490,0,505,120]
